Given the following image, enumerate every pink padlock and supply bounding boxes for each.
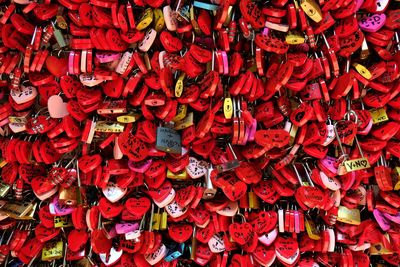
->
[373,209,391,231]
[128,159,153,173]
[49,195,74,216]
[358,14,386,33]
[115,222,139,234]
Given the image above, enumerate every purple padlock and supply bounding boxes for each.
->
[358,13,386,32]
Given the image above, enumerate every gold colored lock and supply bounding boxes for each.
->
[136,8,154,31]
[305,215,320,240]
[285,31,305,45]
[370,108,389,124]
[0,179,11,198]
[154,8,165,32]
[54,215,73,228]
[370,242,394,255]
[172,105,187,122]
[190,6,201,35]
[42,240,64,261]
[117,113,141,124]
[337,205,361,225]
[160,209,168,230]
[353,63,372,80]
[2,199,34,218]
[0,158,7,168]
[175,73,186,97]
[173,113,194,130]
[95,121,125,133]
[59,186,78,206]
[223,95,233,119]
[300,0,322,23]
[167,169,189,180]
[248,191,260,209]
[392,167,400,190]
[18,202,38,220]
[56,15,68,30]
[152,208,161,231]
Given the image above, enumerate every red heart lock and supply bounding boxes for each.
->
[144,180,172,202]
[98,197,123,219]
[189,205,211,226]
[255,129,290,148]
[295,186,325,210]
[334,120,357,145]
[38,205,55,229]
[118,131,149,162]
[78,154,102,174]
[119,253,137,267]
[145,159,166,179]
[91,228,112,254]
[239,0,265,29]
[68,229,89,252]
[60,75,83,99]
[253,244,276,266]
[166,154,189,173]
[252,180,276,202]
[168,224,193,243]
[102,76,124,98]
[234,161,262,184]
[31,176,57,199]
[175,185,196,207]
[251,210,278,234]
[195,243,213,262]
[222,180,247,201]
[228,222,254,245]
[144,172,165,189]
[160,31,183,53]
[196,221,215,244]
[275,236,299,262]
[35,223,60,242]
[45,56,68,77]
[125,197,151,219]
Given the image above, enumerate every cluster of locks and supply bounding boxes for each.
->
[0,0,400,266]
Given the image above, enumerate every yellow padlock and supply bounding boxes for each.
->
[285,31,305,45]
[300,0,322,23]
[173,113,194,130]
[175,73,186,97]
[353,63,372,80]
[337,206,361,225]
[172,105,187,122]
[160,209,168,230]
[369,108,389,124]
[152,208,161,231]
[136,8,153,31]
[305,215,320,240]
[153,8,165,32]
[223,95,233,119]
[248,191,260,209]
[392,167,400,190]
[41,240,64,261]
[167,169,189,179]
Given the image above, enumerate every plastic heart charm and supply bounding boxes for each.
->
[45,56,68,77]
[48,95,69,118]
